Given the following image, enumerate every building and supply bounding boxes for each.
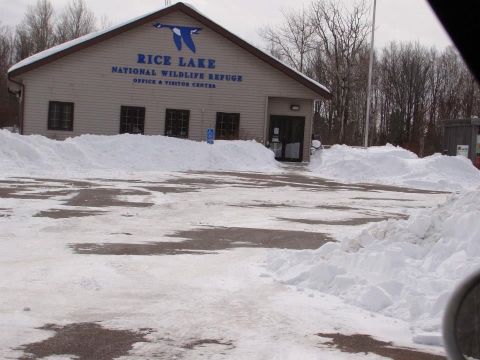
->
[438,118,480,168]
[7,2,331,162]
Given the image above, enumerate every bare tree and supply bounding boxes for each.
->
[310,0,372,144]
[0,23,14,76]
[0,22,18,127]
[56,0,97,44]
[423,48,444,155]
[13,26,34,62]
[15,0,56,60]
[344,45,375,145]
[98,14,113,31]
[258,7,316,72]
[437,46,466,121]
[380,41,432,155]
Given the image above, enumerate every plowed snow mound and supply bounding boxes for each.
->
[0,130,281,176]
[309,144,480,191]
[267,189,480,344]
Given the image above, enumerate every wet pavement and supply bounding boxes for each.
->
[317,333,446,360]
[277,216,408,226]
[17,322,236,360]
[18,323,149,360]
[16,326,448,360]
[34,209,105,219]
[0,171,430,255]
[72,227,334,255]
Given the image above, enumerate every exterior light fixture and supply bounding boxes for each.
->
[291,105,300,111]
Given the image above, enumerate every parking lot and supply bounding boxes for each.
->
[0,170,447,359]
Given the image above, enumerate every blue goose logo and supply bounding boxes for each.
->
[153,23,202,53]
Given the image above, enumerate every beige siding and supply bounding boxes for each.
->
[13,11,322,161]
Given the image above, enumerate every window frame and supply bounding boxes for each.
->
[215,112,240,140]
[164,109,190,138]
[48,101,74,131]
[119,106,146,135]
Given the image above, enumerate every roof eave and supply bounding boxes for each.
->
[8,4,183,79]
[8,2,332,100]
[437,118,480,126]
[179,6,332,100]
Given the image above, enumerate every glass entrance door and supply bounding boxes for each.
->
[269,116,305,162]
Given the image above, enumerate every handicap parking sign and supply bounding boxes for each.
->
[207,128,215,144]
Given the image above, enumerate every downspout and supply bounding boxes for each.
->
[7,77,25,135]
[263,96,269,146]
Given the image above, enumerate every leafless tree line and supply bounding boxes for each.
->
[260,0,480,156]
[0,0,111,128]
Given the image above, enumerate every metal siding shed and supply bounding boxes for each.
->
[438,118,480,165]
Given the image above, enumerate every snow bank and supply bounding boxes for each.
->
[0,130,281,176]
[309,144,480,191]
[267,189,480,343]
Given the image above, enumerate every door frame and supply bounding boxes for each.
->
[269,115,305,162]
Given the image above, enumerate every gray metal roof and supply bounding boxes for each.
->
[437,118,480,126]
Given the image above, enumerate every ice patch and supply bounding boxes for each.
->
[412,333,443,346]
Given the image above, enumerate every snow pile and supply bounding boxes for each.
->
[0,130,281,175]
[267,189,480,343]
[309,144,480,191]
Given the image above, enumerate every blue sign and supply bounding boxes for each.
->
[207,128,215,144]
[153,23,202,53]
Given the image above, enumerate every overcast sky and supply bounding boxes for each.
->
[1,0,453,51]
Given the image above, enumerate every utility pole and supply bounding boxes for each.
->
[165,0,171,6]
[364,0,377,149]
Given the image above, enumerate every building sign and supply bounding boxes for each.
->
[207,128,214,144]
[109,23,244,89]
[137,54,216,69]
[111,54,244,89]
[152,23,202,53]
[457,145,469,157]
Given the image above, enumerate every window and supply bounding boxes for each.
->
[165,109,189,138]
[48,101,74,131]
[216,112,240,140]
[120,106,145,134]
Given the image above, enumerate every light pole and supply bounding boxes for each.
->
[364,0,377,149]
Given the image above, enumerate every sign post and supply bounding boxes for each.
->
[207,128,215,145]
[476,136,480,169]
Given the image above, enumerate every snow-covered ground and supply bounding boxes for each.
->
[0,172,447,359]
[1,133,479,358]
